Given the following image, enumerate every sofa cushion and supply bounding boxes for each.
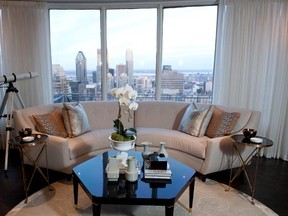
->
[178,103,213,137]
[62,102,91,137]
[68,129,114,160]
[205,106,240,138]
[33,111,68,138]
[136,127,208,159]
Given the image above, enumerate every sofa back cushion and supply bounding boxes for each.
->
[80,101,134,130]
[135,101,189,129]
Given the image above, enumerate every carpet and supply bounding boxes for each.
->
[7,178,278,216]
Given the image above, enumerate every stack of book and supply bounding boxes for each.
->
[144,168,172,180]
[143,156,172,180]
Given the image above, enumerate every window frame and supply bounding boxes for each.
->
[48,0,218,101]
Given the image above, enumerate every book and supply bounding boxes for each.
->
[144,160,172,179]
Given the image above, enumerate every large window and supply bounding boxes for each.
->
[107,9,157,100]
[162,6,217,102]
[49,5,217,103]
[50,10,100,102]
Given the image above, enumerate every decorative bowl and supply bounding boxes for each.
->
[243,128,257,138]
[18,128,32,137]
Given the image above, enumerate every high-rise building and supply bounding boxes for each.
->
[75,51,87,84]
[126,49,134,86]
[161,66,184,95]
[116,64,127,87]
[52,64,71,95]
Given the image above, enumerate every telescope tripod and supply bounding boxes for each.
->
[0,82,25,174]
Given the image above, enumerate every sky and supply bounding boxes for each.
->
[50,6,217,71]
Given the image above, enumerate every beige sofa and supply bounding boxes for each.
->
[13,101,260,177]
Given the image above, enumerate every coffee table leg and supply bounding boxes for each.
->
[73,175,78,205]
[189,178,195,212]
[165,205,174,216]
[92,203,101,216]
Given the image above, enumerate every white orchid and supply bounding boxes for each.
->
[129,101,138,111]
[119,97,131,106]
[111,84,139,141]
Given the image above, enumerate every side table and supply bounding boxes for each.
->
[9,134,52,203]
[226,134,273,204]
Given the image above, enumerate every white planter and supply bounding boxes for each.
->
[109,135,136,168]
[109,135,136,152]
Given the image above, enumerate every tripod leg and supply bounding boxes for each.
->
[0,92,9,117]
[15,92,25,109]
[4,93,14,173]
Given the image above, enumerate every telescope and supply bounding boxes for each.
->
[0,72,38,84]
[0,71,38,173]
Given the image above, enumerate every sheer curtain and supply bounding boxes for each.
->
[214,0,288,160]
[0,1,52,149]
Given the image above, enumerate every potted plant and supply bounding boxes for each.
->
[109,84,138,155]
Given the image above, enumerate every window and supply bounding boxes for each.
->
[50,10,100,102]
[107,9,157,100]
[162,6,217,102]
[49,5,217,103]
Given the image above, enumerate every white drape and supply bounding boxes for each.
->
[0,1,52,149]
[214,0,288,160]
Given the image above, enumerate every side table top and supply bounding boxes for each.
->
[9,134,48,147]
[231,134,273,148]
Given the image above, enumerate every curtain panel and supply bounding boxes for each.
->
[214,0,288,160]
[0,1,52,149]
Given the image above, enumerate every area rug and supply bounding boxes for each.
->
[7,178,278,216]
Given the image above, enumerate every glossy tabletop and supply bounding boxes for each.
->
[231,134,273,148]
[72,151,196,215]
[9,134,48,148]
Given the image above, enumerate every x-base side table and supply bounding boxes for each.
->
[227,134,273,204]
[9,134,52,203]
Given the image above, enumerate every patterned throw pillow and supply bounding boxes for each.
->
[33,112,68,138]
[62,102,91,137]
[205,106,240,138]
[178,103,213,137]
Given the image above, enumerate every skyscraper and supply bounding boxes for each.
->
[75,51,87,84]
[161,65,184,95]
[126,49,134,86]
[116,64,127,87]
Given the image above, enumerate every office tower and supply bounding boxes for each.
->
[161,66,184,95]
[52,64,66,77]
[116,64,127,87]
[75,51,87,84]
[52,64,71,96]
[126,49,134,86]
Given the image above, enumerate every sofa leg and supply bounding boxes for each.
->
[66,174,72,181]
[199,174,207,182]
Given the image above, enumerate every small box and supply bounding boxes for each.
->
[149,153,168,170]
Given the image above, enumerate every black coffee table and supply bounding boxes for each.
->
[72,151,196,216]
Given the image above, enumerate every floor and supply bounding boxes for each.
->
[0,149,287,216]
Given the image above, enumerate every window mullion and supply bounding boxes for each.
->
[101,7,107,100]
[155,5,163,101]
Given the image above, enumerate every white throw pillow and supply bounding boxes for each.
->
[62,102,91,137]
[178,103,213,137]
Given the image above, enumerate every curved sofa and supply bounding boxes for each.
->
[13,101,260,177]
